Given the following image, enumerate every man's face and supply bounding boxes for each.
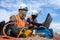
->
[32,15,37,19]
[19,10,27,19]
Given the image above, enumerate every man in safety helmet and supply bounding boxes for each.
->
[27,10,46,36]
[8,4,28,37]
[27,10,39,30]
[10,4,28,27]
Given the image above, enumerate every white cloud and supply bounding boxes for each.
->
[51,13,59,17]
[25,0,44,17]
[49,0,60,6]
[0,0,59,21]
[48,0,60,9]
[0,9,17,22]
[0,0,23,22]
[0,0,24,11]
[44,9,59,17]
[0,9,10,22]
[50,22,60,34]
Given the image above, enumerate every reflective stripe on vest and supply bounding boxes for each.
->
[14,14,25,27]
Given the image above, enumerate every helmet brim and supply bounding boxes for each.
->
[19,9,28,11]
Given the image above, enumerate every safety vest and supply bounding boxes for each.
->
[10,14,25,27]
[27,16,37,27]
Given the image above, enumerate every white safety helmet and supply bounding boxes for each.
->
[19,4,28,11]
[32,10,38,16]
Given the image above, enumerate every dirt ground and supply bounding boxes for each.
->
[0,35,60,40]
[18,35,60,40]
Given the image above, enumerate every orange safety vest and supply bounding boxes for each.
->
[27,16,37,27]
[10,14,25,27]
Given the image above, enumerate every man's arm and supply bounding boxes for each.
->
[10,15,16,22]
[27,18,43,27]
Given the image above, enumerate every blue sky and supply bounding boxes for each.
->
[0,0,60,34]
